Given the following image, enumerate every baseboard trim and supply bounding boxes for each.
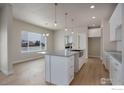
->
[0,68,13,76]
[13,56,44,64]
[88,55,100,58]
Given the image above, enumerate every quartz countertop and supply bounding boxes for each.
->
[106,50,122,54]
[106,51,122,64]
[110,53,122,64]
[38,50,81,57]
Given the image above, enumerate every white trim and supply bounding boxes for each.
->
[88,55,101,58]
[13,56,44,64]
[0,68,13,76]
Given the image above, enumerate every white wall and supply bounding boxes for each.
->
[54,30,65,50]
[11,19,54,64]
[54,26,88,58]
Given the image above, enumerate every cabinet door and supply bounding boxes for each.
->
[88,28,101,37]
[50,56,69,85]
[115,25,122,41]
[45,55,51,82]
[109,18,116,41]
[109,4,122,41]
[110,57,122,85]
[68,56,74,82]
[115,4,122,26]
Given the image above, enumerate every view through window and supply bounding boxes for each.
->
[21,31,47,52]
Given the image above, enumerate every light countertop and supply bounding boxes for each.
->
[37,50,81,57]
[106,51,122,64]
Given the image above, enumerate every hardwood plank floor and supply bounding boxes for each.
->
[0,59,47,85]
[0,58,109,85]
[71,58,109,85]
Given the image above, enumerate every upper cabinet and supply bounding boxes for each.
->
[88,28,101,37]
[109,4,122,41]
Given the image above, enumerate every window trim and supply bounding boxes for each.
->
[21,31,47,53]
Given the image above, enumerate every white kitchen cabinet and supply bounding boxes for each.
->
[109,4,122,41]
[74,50,86,73]
[109,19,116,41]
[45,55,74,85]
[103,52,110,71]
[78,55,86,70]
[88,28,101,37]
[45,55,51,82]
[71,33,86,50]
[110,57,122,85]
[115,25,122,41]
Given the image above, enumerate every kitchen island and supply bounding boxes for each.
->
[38,50,84,85]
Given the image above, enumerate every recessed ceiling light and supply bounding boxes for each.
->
[90,5,95,9]
[92,16,96,19]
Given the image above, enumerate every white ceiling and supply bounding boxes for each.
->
[11,3,116,31]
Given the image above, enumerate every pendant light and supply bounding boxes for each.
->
[54,3,58,26]
[65,13,68,31]
[71,18,74,34]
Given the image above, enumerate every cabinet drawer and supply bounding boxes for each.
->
[68,68,74,82]
[68,56,74,67]
[112,60,121,69]
[69,56,74,62]
[110,57,122,85]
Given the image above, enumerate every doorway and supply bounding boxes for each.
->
[88,37,101,58]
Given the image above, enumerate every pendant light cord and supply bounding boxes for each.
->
[54,3,57,23]
[65,13,68,29]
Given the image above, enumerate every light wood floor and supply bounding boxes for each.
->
[0,58,109,85]
[71,58,109,85]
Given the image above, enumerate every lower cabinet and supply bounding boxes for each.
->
[78,56,86,70]
[110,57,122,85]
[103,52,110,71]
[74,53,86,73]
[45,55,74,85]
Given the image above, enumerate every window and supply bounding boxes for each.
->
[21,31,47,53]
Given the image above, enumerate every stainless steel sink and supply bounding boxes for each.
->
[71,49,84,57]
[71,49,83,51]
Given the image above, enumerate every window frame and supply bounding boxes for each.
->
[21,31,47,53]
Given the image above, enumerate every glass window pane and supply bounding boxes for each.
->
[21,31,47,52]
[28,32,41,52]
[21,31,28,52]
[41,35,46,50]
